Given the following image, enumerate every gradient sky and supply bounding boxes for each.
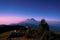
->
[0,0,60,24]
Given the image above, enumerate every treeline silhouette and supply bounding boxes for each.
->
[0,25,27,34]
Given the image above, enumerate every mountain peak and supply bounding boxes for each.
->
[19,18,39,25]
[30,18,35,20]
[27,18,36,21]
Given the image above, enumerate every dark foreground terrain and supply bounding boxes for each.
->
[0,25,60,40]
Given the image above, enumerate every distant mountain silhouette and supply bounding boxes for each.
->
[18,18,39,28]
[20,18,39,24]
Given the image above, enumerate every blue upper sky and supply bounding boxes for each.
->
[0,0,60,24]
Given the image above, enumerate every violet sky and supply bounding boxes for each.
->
[0,0,60,24]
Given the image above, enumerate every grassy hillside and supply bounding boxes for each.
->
[0,30,40,40]
[0,31,12,40]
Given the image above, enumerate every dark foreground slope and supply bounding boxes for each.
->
[0,29,60,40]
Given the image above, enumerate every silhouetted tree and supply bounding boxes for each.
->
[38,19,49,36]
